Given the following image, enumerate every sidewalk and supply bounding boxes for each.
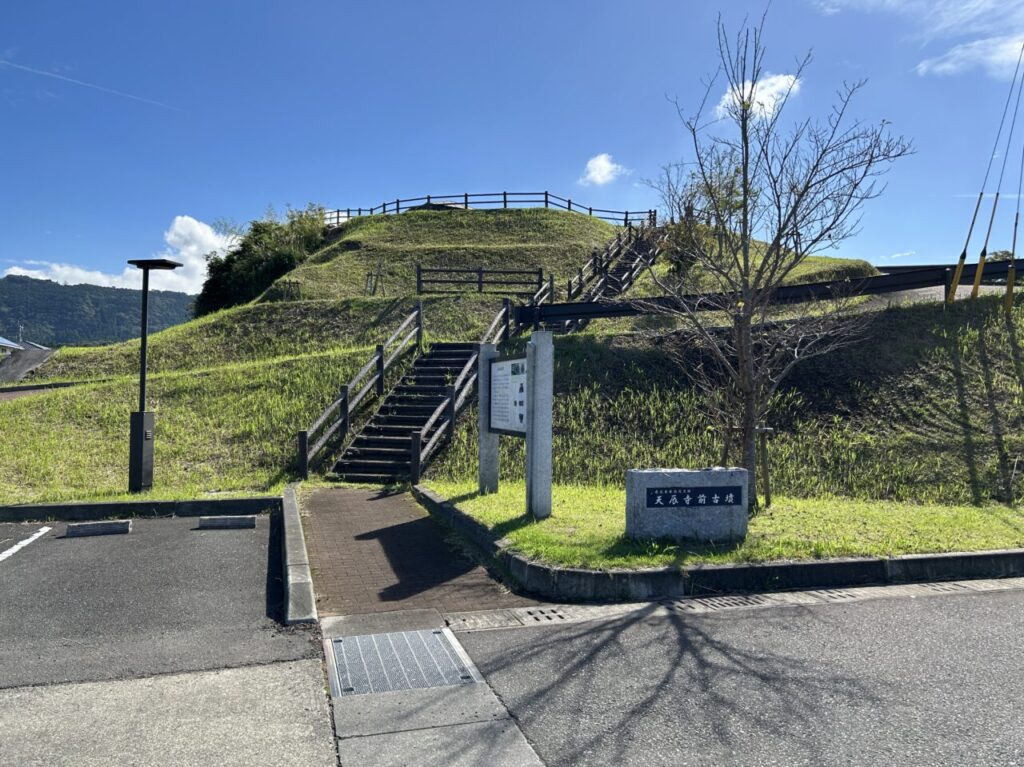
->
[303,487,536,617]
[303,487,545,766]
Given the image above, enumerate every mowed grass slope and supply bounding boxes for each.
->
[430,295,1024,507]
[0,349,368,504]
[265,208,619,301]
[28,294,501,383]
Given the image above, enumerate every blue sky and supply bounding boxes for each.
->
[2,0,1024,294]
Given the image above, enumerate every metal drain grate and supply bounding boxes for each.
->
[519,607,571,623]
[910,582,972,595]
[696,594,771,611]
[331,629,481,696]
[808,588,862,602]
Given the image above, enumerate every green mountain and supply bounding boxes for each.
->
[0,275,193,347]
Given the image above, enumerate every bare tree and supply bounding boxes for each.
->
[644,16,912,508]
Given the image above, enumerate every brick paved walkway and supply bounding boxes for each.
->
[303,488,536,617]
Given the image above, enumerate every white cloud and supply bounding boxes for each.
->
[579,153,627,186]
[715,73,802,120]
[884,250,917,259]
[812,0,1024,80]
[917,35,1024,79]
[2,215,234,295]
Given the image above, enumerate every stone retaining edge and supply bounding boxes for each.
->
[412,484,1024,601]
[0,496,283,523]
[282,483,318,625]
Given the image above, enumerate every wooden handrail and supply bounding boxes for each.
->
[324,191,657,228]
[297,303,424,478]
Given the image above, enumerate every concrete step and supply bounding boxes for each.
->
[330,472,407,484]
[333,460,410,474]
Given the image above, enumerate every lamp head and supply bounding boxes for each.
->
[127,258,183,271]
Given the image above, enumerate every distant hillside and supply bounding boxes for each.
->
[0,275,193,347]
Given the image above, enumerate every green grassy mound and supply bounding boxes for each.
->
[0,349,368,504]
[27,294,502,383]
[264,208,619,302]
[429,296,1024,507]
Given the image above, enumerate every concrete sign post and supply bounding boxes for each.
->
[525,331,553,519]
[478,331,554,519]
[625,468,748,542]
[477,344,500,494]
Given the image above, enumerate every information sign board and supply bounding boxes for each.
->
[488,356,528,436]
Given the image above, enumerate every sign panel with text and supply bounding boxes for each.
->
[488,357,528,436]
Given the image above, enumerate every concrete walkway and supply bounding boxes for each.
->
[303,487,535,616]
[303,488,545,766]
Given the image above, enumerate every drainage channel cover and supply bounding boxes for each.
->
[331,629,482,697]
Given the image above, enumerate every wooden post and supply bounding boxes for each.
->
[416,264,423,294]
[297,430,309,480]
[340,386,349,439]
[544,191,549,208]
[502,297,512,343]
[477,267,484,293]
[375,344,385,395]
[358,208,362,216]
[416,301,424,352]
[396,198,400,213]
[547,274,554,304]
[943,268,952,312]
[588,207,592,216]
[445,386,456,442]
[1006,262,1017,316]
[567,199,572,212]
[464,192,469,209]
[427,194,431,204]
[759,429,773,508]
[410,431,422,484]
[503,191,508,208]
[623,211,629,226]
[567,278,572,300]
[346,208,351,219]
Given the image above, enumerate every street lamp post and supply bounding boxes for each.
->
[126,258,182,493]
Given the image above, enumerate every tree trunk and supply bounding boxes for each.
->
[736,314,758,511]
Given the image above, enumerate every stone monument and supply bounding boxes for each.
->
[625,467,748,543]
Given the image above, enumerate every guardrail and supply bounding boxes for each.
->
[416,265,545,296]
[324,191,657,228]
[515,258,1024,325]
[297,302,424,478]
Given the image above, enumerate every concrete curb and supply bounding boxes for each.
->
[282,483,318,625]
[197,515,257,529]
[0,496,282,523]
[412,485,1024,601]
[66,519,132,537]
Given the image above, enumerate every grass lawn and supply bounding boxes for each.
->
[0,348,371,504]
[426,480,1024,569]
[269,208,618,302]
[27,294,501,384]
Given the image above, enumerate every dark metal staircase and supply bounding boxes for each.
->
[332,342,478,483]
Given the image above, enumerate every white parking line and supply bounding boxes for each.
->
[0,526,52,563]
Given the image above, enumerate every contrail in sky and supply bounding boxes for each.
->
[0,59,181,111]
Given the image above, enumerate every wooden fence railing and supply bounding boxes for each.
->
[324,191,657,228]
[297,302,423,478]
[407,263,561,480]
[416,265,545,296]
[566,226,638,300]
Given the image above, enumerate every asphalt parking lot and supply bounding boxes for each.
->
[0,515,336,767]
